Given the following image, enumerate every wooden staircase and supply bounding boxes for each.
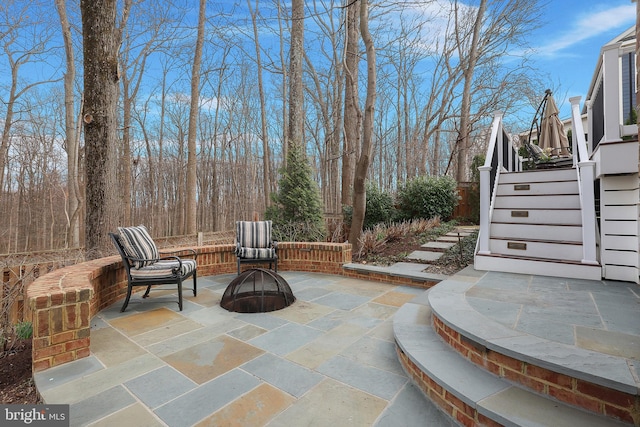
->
[475,167,602,280]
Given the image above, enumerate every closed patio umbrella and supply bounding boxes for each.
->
[538,90,570,156]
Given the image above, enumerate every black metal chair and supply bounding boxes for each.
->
[235,220,278,275]
[110,226,197,312]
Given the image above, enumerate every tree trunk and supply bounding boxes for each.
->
[288,0,304,153]
[121,82,133,225]
[248,0,271,210]
[55,0,81,248]
[81,0,126,258]
[342,0,360,208]
[348,0,376,252]
[455,0,486,183]
[186,0,206,235]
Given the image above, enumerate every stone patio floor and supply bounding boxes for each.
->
[35,272,456,427]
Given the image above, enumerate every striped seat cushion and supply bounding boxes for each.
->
[118,225,160,269]
[236,247,276,260]
[130,259,197,279]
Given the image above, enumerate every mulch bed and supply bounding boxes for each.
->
[0,339,41,404]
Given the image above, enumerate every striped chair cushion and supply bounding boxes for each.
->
[130,259,197,279]
[236,221,272,249]
[236,247,276,260]
[118,225,160,269]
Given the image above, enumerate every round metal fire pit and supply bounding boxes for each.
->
[220,268,295,313]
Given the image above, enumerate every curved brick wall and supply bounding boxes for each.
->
[26,242,352,372]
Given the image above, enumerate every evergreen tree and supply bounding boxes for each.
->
[266,144,326,241]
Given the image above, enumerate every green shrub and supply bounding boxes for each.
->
[396,175,459,221]
[363,183,395,230]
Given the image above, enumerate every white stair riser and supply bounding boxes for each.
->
[500,168,576,183]
[492,209,582,225]
[475,254,601,281]
[494,195,580,209]
[489,239,583,261]
[497,180,578,196]
[490,223,583,242]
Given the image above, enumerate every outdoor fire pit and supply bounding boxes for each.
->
[220,268,295,313]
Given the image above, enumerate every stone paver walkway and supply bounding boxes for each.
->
[406,226,477,263]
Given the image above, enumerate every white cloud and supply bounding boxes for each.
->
[536,4,635,57]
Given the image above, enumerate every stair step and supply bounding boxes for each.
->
[490,223,583,242]
[475,253,601,280]
[394,297,626,427]
[500,168,576,183]
[497,180,578,196]
[492,208,582,225]
[495,194,580,209]
[489,238,583,261]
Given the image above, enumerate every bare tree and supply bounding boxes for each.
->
[247,0,272,210]
[0,2,57,204]
[348,0,376,251]
[454,0,486,183]
[81,0,131,257]
[342,0,360,208]
[452,0,542,181]
[304,0,344,215]
[288,0,305,155]
[119,0,178,226]
[185,0,206,235]
[55,0,82,248]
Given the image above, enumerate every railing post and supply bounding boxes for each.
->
[569,96,598,265]
[585,99,593,153]
[569,96,581,167]
[477,111,503,256]
[579,161,598,264]
[602,45,620,142]
[478,164,492,255]
[497,125,504,169]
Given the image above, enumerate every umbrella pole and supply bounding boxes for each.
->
[527,89,552,145]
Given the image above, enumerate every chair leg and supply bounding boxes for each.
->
[142,285,152,298]
[193,271,197,297]
[120,284,133,312]
[237,258,241,275]
[177,279,183,311]
[274,258,277,273]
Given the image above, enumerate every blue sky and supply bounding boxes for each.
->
[528,0,635,119]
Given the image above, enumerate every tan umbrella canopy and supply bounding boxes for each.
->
[538,89,570,156]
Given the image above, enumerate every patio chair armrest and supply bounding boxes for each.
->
[159,248,197,260]
[123,254,161,265]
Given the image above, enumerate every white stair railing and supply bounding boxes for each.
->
[477,111,521,255]
[569,96,598,265]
